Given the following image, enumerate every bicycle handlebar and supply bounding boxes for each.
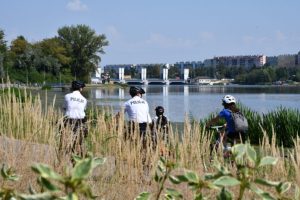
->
[209,125,225,132]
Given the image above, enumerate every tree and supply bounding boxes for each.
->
[168,65,180,78]
[0,29,7,78]
[57,25,109,82]
[34,38,70,66]
[147,65,161,78]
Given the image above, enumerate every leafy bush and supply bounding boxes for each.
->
[0,154,106,199]
[136,143,300,200]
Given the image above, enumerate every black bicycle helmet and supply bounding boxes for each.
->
[71,80,86,90]
[129,86,145,97]
[155,106,164,116]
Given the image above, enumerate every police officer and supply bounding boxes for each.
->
[61,80,87,157]
[124,86,152,139]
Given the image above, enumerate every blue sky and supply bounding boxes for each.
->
[1,0,300,66]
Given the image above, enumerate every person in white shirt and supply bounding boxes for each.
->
[60,80,88,157]
[124,86,152,140]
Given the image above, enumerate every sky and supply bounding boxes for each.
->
[1,0,300,67]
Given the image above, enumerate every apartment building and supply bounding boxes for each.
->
[204,55,266,68]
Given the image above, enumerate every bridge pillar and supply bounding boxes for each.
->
[118,67,125,83]
[162,68,168,81]
[141,67,147,81]
[184,68,189,83]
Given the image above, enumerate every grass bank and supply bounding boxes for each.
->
[0,88,300,199]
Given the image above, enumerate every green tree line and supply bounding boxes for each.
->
[187,64,300,84]
[0,24,108,84]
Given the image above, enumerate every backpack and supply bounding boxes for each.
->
[156,116,168,130]
[231,111,248,132]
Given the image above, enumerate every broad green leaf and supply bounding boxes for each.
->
[154,172,160,182]
[213,176,240,187]
[72,154,82,164]
[255,178,279,187]
[188,182,200,191]
[184,171,199,183]
[249,184,276,200]
[39,177,59,191]
[175,175,189,182]
[231,144,246,157]
[1,164,9,178]
[157,161,166,173]
[246,145,257,163]
[169,175,181,184]
[217,188,232,200]
[7,174,19,181]
[258,156,278,167]
[166,188,183,199]
[19,192,56,200]
[258,192,276,200]
[249,183,264,194]
[135,192,150,200]
[276,182,291,194]
[160,156,166,164]
[31,164,63,181]
[72,157,93,180]
[92,157,106,168]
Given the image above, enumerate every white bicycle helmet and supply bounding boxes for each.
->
[222,95,236,104]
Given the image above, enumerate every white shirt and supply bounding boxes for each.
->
[63,91,87,119]
[124,96,152,123]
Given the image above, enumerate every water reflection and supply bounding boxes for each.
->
[39,85,300,122]
[119,88,124,99]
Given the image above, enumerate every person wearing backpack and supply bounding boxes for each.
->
[206,95,248,146]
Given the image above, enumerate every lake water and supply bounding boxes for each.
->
[41,85,300,122]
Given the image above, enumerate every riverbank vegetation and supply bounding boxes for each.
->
[0,89,300,199]
[1,27,300,86]
[0,25,108,84]
[201,105,300,148]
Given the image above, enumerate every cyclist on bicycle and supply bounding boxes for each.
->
[206,95,246,146]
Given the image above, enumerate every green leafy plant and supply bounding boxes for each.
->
[0,164,20,199]
[136,144,299,200]
[0,154,105,200]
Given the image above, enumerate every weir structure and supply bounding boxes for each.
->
[105,64,190,85]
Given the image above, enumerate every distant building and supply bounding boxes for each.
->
[296,51,300,65]
[266,56,278,66]
[277,54,297,67]
[206,55,266,68]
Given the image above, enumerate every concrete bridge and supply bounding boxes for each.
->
[106,64,190,85]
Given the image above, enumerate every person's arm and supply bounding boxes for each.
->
[206,116,220,129]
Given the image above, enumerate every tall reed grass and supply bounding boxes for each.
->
[0,88,299,199]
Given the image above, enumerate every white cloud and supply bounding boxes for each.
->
[66,0,88,11]
[145,33,194,48]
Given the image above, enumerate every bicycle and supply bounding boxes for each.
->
[209,125,232,159]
